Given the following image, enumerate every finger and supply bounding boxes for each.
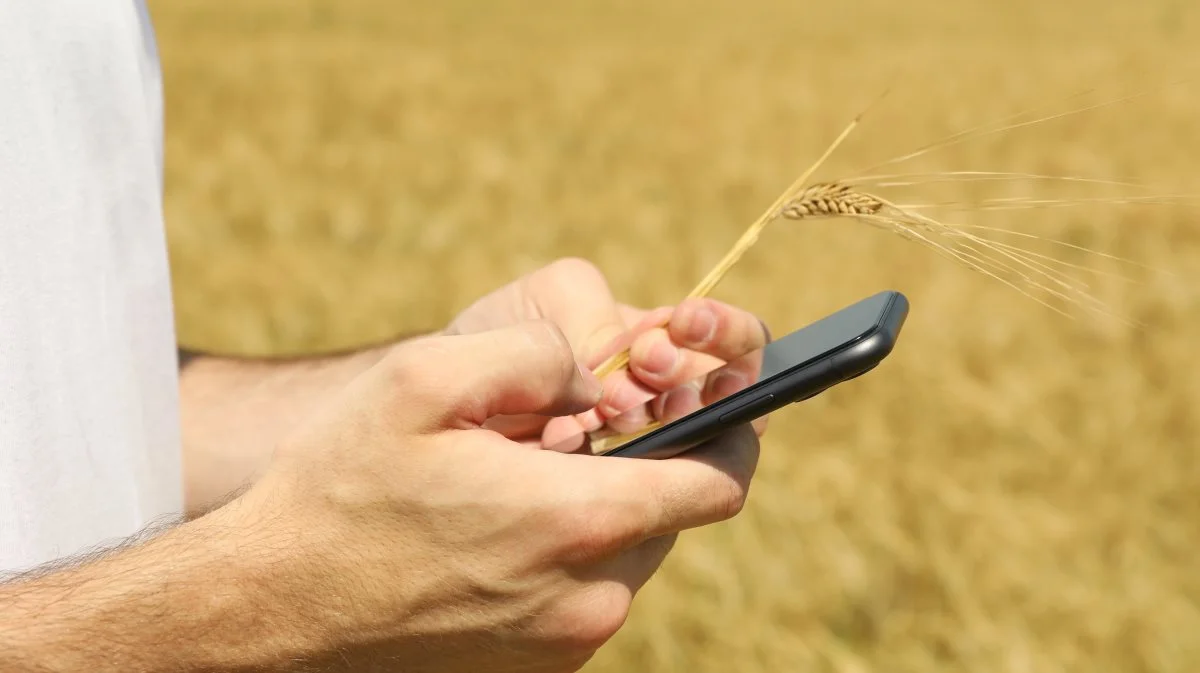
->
[588,308,677,417]
[649,381,703,424]
[751,414,769,437]
[586,423,761,544]
[383,321,602,431]
[601,367,771,450]
[604,404,653,436]
[582,309,674,425]
[601,313,770,443]
[667,298,769,364]
[626,327,759,420]
[594,373,768,455]
[699,359,760,407]
[586,305,673,370]
[594,367,658,422]
[526,258,623,358]
[584,316,672,425]
[622,299,769,405]
[542,413,604,453]
[524,258,659,367]
[627,327,726,392]
[686,310,766,407]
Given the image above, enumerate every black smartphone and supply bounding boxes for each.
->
[580,290,909,460]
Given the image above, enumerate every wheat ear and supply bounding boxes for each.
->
[583,143,887,455]
[591,79,1190,380]
[590,117,868,379]
[585,79,1191,452]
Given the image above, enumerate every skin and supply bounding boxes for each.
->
[0,320,762,672]
[2,258,769,672]
[181,257,769,514]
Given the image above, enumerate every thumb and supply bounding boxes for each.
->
[380,320,603,432]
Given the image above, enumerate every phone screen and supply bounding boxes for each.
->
[546,291,905,456]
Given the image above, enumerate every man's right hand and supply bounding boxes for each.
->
[1,320,759,673]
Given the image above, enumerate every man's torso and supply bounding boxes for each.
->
[0,0,182,572]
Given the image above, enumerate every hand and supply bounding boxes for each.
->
[0,322,758,673]
[246,321,760,672]
[444,258,771,449]
[177,257,765,515]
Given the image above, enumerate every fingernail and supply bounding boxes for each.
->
[680,304,717,346]
[607,402,651,435]
[642,339,680,376]
[577,362,603,403]
[602,383,655,418]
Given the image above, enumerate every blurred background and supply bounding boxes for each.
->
[152,0,1199,670]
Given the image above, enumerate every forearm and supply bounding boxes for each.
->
[179,333,435,516]
[0,491,323,672]
[180,344,389,515]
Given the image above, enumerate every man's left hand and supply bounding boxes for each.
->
[444,258,770,450]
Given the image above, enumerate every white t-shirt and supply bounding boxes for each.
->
[0,1,183,573]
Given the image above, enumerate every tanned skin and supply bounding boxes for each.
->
[0,322,760,673]
[1,259,770,673]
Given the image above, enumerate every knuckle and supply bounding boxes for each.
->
[377,341,460,412]
[544,256,604,286]
[703,300,764,354]
[547,491,637,563]
[551,506,623,563]
[379,342,437,387]
[550,585,632,653]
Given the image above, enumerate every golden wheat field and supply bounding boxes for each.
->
[152,0,1200,670]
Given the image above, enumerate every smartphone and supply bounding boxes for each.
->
[581,290,909,460]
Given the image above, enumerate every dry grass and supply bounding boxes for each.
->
[152,0,1200,670]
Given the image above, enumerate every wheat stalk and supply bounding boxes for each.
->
[585,184,897,453]
[584,184,935,454]
[584,79,1194,453]
[590,110,870,379]
[589,185,901,379]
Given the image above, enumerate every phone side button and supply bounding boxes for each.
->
[718,394,776,426]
